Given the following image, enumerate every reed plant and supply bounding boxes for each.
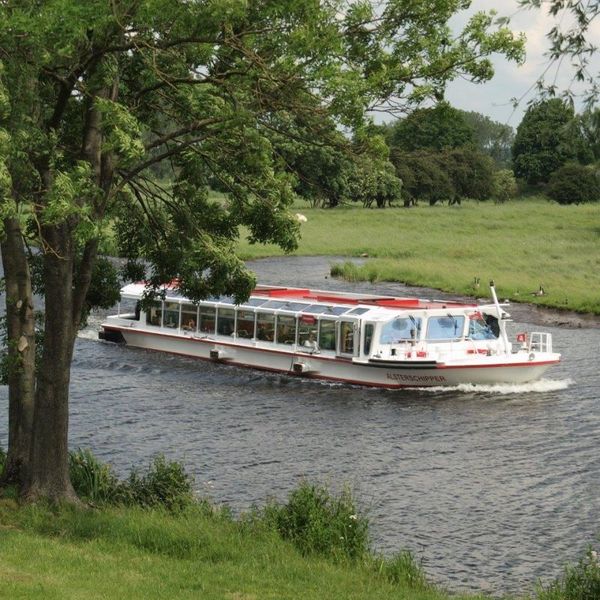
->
[262,481,370,561]
[535,548,600,600]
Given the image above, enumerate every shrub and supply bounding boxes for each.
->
[127,455,195,511]
[69,448,126,504]
[492,168,518,203]
[373,550,429,590]
[536,548,600,600]
[0,445,5,475]
[69,450,194,511]
[264,481,369,561]
[547,163,600,205]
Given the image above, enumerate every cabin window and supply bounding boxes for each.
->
[380,317,421,344]
[236,310,255,338]
[163,302,180,328]
[468,314,497,340]
[318,319,335,351]
[426,315,465,341]
[256,313,275,342]
[276,315,296,344]
[199,306,216,334]
[181,303,197,332]
[217,308,235,336]
[298,315,317,347]
[146,302,162,327]
[339,321,354,354]
[363,323,374,355]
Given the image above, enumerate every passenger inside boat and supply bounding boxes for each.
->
[303,331,319,352]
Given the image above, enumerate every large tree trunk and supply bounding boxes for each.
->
[0,217,36,488]
[21,226,79,503]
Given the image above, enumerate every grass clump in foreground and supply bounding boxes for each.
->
[1,449,599,599]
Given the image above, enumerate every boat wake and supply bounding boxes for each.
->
[416,378,573,395]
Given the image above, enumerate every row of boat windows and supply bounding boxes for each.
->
[144,302,498,346]
[146,302,351,352]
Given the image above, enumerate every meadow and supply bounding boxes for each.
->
[237,197,600,314]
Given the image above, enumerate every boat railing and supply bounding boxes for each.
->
[528,332,552,354]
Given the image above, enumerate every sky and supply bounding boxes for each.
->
[443,0,600,127]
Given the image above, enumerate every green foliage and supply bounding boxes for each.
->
[389,102,475,152]
[263,481,370,561]
[547,163,600,205]
[373,551,429,590]
[519,1,599,106]
[512,99,592,184]
[69,450,194,512]
[391,150,455,205]
[126,455,195,512]
[460,110,515,166]
[536,548,600,600]
[492,169,518,203]
[69,449,125,505]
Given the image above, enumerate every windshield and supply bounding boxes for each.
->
[426,315,465,341]
[379,317,421,344]
[468,314,498,340]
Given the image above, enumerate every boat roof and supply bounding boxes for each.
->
[119,282,487,320]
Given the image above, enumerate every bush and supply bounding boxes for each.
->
[493,169,518,203]
[69,450,194,511]
[0,445,5,475]
[547,163,600,205]
[127,455,195,511]
[372,550,429,590]
[264,481,369,561]
[69,449,126,504]
[537,548,600,600]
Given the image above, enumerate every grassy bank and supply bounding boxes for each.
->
[1,450,598,599]
[237,198,600,314]
[0,501,463,600]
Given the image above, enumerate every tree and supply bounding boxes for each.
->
[512,99,591,184]
[492,169,518,203]
[518,1,600,105]
[442,147,495,201]
[460,110,515,166]
[578,107,600,161]
[388,102,475,152]
[547,163,600,205]
[390,150,454,205]
[0,1,524,502]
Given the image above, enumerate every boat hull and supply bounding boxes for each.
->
[102,325,558,389]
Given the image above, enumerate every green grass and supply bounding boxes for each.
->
[237,198,600,314]
[0,500,480,600]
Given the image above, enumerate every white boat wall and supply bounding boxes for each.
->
[99,282,561,389]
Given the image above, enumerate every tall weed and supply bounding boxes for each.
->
[127,455,194,511]
[372,550,429,590]
[264,481,369,561]
[536,548,600,600]
[69,450,194,511]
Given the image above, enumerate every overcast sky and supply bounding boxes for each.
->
[443,0,600,127]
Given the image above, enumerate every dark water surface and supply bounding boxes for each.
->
[1,256,598,596]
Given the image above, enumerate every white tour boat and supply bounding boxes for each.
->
[99,281,560,388]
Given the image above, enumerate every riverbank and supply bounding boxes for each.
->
[237,198,600,316]
[1,499,596,600]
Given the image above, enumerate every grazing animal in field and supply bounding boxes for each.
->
[532,285,546,297]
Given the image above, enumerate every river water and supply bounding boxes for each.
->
[1,256,599,596]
